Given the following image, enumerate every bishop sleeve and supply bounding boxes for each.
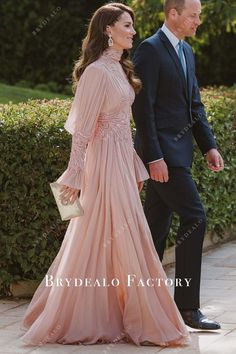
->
[133,149,149,183]
[56,64,107,189]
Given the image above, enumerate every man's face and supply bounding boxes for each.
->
[175,0,202,37]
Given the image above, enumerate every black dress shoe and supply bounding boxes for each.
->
[180,309,221,330]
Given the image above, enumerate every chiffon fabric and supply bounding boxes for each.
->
[20,48,190,347]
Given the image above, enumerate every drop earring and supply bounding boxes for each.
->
[108,34,113,47]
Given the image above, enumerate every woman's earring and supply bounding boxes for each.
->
[108,34,113,47]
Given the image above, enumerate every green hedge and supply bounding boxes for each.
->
[0,87,235,295]
[0,0,105,89]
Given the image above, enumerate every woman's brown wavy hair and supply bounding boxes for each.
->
[71,2,142,94]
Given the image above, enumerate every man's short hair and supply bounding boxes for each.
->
[163,0,186,17]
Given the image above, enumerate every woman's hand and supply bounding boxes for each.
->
[59,185,80,204]
[137,181,144,192]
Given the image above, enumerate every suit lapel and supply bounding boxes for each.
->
[159,30,188,101]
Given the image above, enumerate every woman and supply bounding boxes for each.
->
[20,3,190,347]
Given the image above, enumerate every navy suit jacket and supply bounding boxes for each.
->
[132,29,217,167]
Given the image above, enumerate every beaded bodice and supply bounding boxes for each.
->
[93,48,135,142]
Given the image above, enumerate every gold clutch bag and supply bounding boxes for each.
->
[49,182,84,221]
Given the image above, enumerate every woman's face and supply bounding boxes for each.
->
[106,11,136,51]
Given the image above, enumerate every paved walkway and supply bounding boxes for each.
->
[0,240,236,354]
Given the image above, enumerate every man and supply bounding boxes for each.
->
[132,0,224,330]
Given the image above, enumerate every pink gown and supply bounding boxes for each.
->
[20,48,190,347]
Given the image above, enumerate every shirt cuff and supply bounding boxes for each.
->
[147,158,164,164]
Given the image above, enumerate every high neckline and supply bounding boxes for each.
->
[102,47,123,62]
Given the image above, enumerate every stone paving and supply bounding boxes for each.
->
[0,240,236,354]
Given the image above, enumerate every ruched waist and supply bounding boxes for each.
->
[93,117,132,141]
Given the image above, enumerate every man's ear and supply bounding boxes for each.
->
[169,8,178,20]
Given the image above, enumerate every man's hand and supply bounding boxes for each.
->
[59,185,80,204]
[149,159,169,183]
[206,148,224,172]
